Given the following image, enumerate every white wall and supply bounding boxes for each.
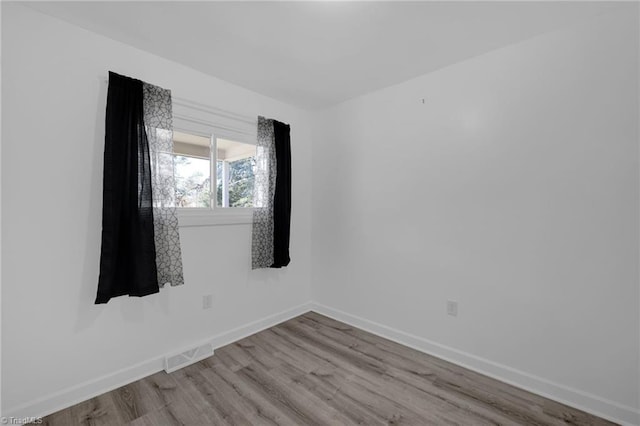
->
[1,3,312,416]
[312,7,639,424]
[3,2,639,424]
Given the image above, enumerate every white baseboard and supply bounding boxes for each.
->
[3,301,313,421]
[7,300,638,426]
[207,302,311,350]
[310,302,640,426]
[3,356,165,423]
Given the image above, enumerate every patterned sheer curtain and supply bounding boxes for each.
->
[96,72,183,304]
[252,116,291,269]
[143,83,184,287]
[252,117,277,269]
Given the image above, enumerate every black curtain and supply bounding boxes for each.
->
[95,72,159,304]
[271,120,291,268]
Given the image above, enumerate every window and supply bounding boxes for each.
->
[170,97,258,226]
[173,130,256,225]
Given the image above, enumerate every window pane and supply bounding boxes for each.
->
[174,156,211,208]
[228,157,255,207]
[173,131,211,208]
[216,139,256,208]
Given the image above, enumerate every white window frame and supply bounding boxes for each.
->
[172,97,257,227]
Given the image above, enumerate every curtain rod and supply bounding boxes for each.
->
[102,76,256,125]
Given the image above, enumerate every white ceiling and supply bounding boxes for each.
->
[28,1,621,109]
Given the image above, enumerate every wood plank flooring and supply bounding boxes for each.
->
[40,312,616,425]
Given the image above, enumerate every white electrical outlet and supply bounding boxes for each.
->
[202,294,213,310]
[447,300,458,317]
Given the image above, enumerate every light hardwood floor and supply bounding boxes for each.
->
[40,312,616,425]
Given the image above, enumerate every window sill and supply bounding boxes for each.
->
[178,208,253,227]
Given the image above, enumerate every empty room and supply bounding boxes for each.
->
[1,1,639,425]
